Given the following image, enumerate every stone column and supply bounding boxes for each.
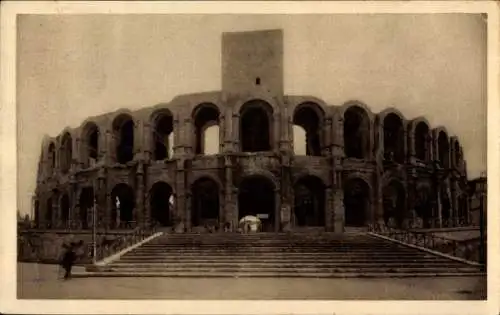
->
[224,106,234,152]
[172,115,181,158]
[233,113,240,152]
[135,163,145,228]
[437,188,443,227]
[274,188,281,232]
[325,187,334,231]
[224,156,237,230]
[408,125,415,159]
[273,112,280,151]
[52,195,59,229]
[175,158,187,232]
[451,179,459,226]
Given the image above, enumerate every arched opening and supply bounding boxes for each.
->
[48,142,56,173]
[415,185,432,228]
[414,121,430,161]
[45,197,53,228]
[293,176,325,227]
[60,133,72,173]
[382,180,406,228]
[34,200,40,228]
[152,110,174,160]
[193,104,220,155]
[112,114,134,164]
[383,113,405,163]
[111,183,135,228]
[458,194,468,224]
[344,106,370,159]
[191,177,220,227]
[343,178,370,226]
[238,175,275,232]
[438,131,450,168]
[292,103,323,156]
[60,194,70,227]
[440,185,452,226]
[81,122,99,168]
[292,126,307,155]
[240,100,273,152]
[454,140,461,168]
[79,187,94,229]
[149,182,174,227]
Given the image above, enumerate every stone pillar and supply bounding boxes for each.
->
[408,124,415,159]
[175,159,187,232]
[224,106,234,152]
[135,163,145,228]
[333,182,344,233]
[437,188,443,228]
[325,187,334,231]
[52,195,60,229]
[233,112,240,152]
[224,156,237,229]
[274,188,281,232]
[273,112,280,152]
[331,111,345,233]
[280,155,292,231]
[451,179,459,226]
[172,115,181,158]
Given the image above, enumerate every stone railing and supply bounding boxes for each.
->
[18,226,157,265]
[368,223,485,264]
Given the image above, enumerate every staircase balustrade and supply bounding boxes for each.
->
[368,223,484,264]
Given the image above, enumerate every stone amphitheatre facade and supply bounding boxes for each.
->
[33,29,470,233]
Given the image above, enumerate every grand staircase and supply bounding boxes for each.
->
[78,231,483,278]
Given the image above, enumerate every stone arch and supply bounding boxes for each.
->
[382,179,406,228]
[241,169,280,191]
[79,187,94,229]
[110,183,136,228]
[437,129,450,168]
[59,132,73,173]
[292,102,325,156]
[382,112,405,163]
[293,175,326,227]
[239,99,274,152]
[45,196,53,228]
[343,104,370,159]
[453,138,462,168]
[34,199,40,228]
[59,193,70,227]
[150,108,174,161]
[238,175,276,232]
[149,181,174,227]
[81,121,100,168]
[112,113,135,164]
[47,142,56,173]
[343,177,371,227]
[413,120,431,161]
[192,103,221,155]
[191,177,221,227]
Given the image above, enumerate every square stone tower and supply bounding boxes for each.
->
[221,29,284,97]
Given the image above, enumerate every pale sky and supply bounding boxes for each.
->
[17,14,487,215]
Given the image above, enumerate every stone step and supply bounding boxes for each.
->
[73,271,485,278]
[127,249,425,255]
[95,266,479,273]
[115,257,458,264]
[107,261,469,268]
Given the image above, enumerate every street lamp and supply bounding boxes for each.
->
[478,171,486,271]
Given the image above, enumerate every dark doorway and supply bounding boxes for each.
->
[45,197,53,228]
[34,200,40,228]
[193,104,220,155]
[111,184,135,228]
[191,178,220,227]
[238,176,275,231]
[293,103,323,156]
[415,186,432,227]
[113,115,134,164]
[240,100,273,152]
[382,180,406,227]
[293,176,325,226]
[150,182,173,226]
[438,131,450,168]
[60,133,72,173]
[414,121,429,161]
[79,187,94,229]
[60,194,70,227]
[344,106,370,159]
[343,178,370,226]
[383,113,405,163]
[152,111,173,160]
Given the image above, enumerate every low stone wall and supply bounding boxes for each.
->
[17,229,134,265]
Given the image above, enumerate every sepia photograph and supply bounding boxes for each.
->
[1,1,499,315]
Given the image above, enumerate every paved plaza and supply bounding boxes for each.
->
[17,263,486,300]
